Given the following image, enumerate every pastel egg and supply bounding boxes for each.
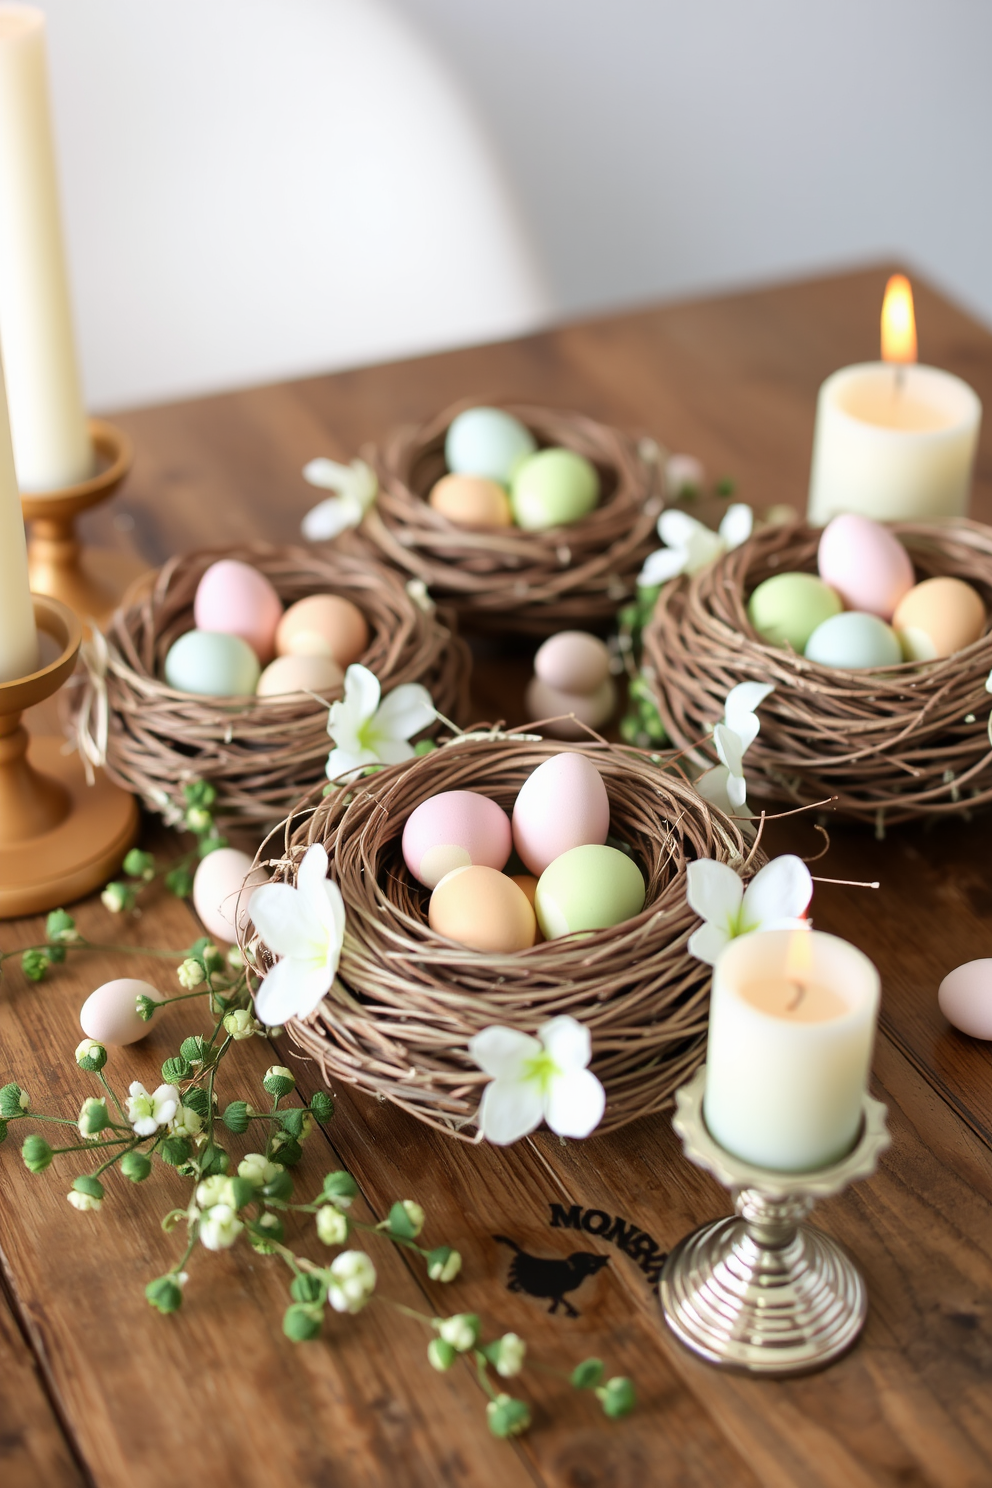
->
[193,847,269,944]
[164,630,260,696]
[817,514,915,620]
[747,572,843,652]
[510,448,600,531]
[275,594,370,668]
[194,559,283,663]
[536,844,646,939]
[525,675,617,739]
[938,960,992,1038]
[79,978,164,1046]
[512,752,610,876]
[428,473,513,529]
[892,576,986,661]
[804,611,902,669]
[402,790,511,889]
[445,407,536,484]
[534,631,611,694]
[428,865,536,953]
[256,653,344,698]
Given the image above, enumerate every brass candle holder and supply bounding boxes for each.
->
[659,1067,890,1375]
[0,595,138,917]
[21,418,148,627]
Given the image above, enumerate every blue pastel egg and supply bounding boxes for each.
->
[804,611,902,669]
[164,630,261,696]
[444,407,536,484]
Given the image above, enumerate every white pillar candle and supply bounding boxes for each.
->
[0,348,37,681]
[703,929,880,1172]
[0,6,91,492]
[807,362,981,525]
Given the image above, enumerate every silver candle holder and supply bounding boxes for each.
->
[659,1067,890,1375]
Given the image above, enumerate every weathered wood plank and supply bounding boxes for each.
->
[0,1275,85,1488]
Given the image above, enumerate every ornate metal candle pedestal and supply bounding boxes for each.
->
[659,1067,890,1375]
[21,418,147,628]
[0,595,138,917]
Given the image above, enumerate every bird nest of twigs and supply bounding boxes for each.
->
[643,518,992,829]
[70,541,471,834]
[252,732,752,1140]
[360,401,664,635]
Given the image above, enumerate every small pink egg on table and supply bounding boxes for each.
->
[194,559,284,663]
[817,514,915,620]
[938,959,992,1039]
[525,674,617,739]
[79,978,164,1046]
[402,790,512,889]
[193,847,269,945]
[534,631,611,694]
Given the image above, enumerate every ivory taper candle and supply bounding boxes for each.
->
[0,6,91,492]
[0,347,38,680]
[704,929,880,1172]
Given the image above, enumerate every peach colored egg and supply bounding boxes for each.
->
[938,959,992,1038]
[534,631,611,693]
[256,653,344,698]
[193,559,283,664]
[511,752,610,876]
[428,473,513,529]
[892,576,986,661]
[275,594,370,668]
[525,675,617,739]
[79,978,164,1046]
[817,514,915,620]
[402,790,512,889]
[193,847,269,945]
[428,865,535,953]
[509,873,543,943]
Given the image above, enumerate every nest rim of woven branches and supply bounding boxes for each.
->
[71,541,471,833]
[360,399,665,635]
[643,517,992,827]
[248,731,754,1140]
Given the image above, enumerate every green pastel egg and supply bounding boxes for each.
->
[510,447,600,531]
[536,844,646,938]
[164,629,261,697]
[747,572,842,652]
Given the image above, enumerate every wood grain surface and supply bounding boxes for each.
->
[3,263,992,1487]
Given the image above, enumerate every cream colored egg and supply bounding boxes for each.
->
[193,847,269,945]
[534,631,611,693]
[256,653,344,698]
[275,594,370,668]
[79,978,164,1046]
[525,675,617,739]
[428,865,536,953]
[428,473,513,529]
[892,576,986,661]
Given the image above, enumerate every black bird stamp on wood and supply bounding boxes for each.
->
[494,1235,610,1317]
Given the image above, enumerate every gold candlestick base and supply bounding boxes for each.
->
[21,418,149,628]
[659,1068,890,1375]
[0,595,138,918]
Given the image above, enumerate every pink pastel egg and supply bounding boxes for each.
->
[79,978,164,1046]
[938,959,992,1039]
[534,631,611,694]
[402,790,512,889]
[817,514,915,620]
[194,559,284,664]
[511,752,610,876]
[193,847,269,944]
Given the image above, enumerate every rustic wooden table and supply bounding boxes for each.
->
[4,265,992,1488]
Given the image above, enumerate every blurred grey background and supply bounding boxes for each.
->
[34,0,992,409]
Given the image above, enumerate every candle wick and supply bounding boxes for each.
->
[786,980,806,1013]
[894,364,905,395]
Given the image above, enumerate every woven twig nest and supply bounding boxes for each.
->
[643,519,992,828]
[254,734,752,1139]
[71,542,471,833]
[360,400,664,635]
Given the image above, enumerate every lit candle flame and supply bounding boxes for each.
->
[881,274,917,364]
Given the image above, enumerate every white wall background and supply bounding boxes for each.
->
[30,0,992,410]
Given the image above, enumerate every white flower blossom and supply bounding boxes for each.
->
[301,457,378,541]
[126,1081,179,1138]
[67,1189,101,1213]
[696,681,774,815]
[195,1174,229,1210]
[249,843,346,1026]
[494,1333,527,1378]
[638,504,753,587]
[223,1008,258,1040]
[238,1153,284,1188]
[469,1014,605,1146]
[77,1097,107,1140]
[686,854,813,965]
[438,1314,479,1352]
[325,663,435,782]
[74,1039,105,1067]
[327,1250,377,1314]
[199,1203,244,1251]
[316,1205,350,1246]
[169,1104,203,1140]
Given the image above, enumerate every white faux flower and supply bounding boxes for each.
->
[494,1333,527,1379]
[74,1038,105,1067]
[325,664,435,782]
[300,457,378,541]
[686,854,813,966]
[195,1174,229,1210]
[696,681,774,815]
[316,1205,350,1246]
[238,1153,283,1188]
[327,1250,377,1314]
[249,843,345,1026]
[469,1014,605,1147]
[126,1081,179,1137]
[77,1097,107,1140]
[199,1203,244,1251]
[67,1189,101,1213]
[438,1313,479,1352]
[169,1104,203,1140]
[638,504,753,586]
